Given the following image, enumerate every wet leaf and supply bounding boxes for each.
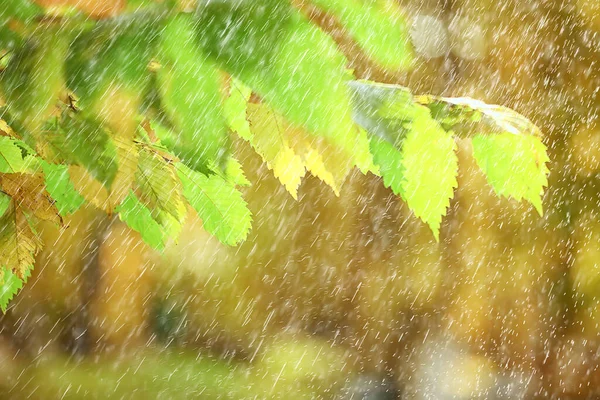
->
[223,78,252,141]
[287,130,350,196]
[0,200,41,278]
[136,148,186,238]
[349,80,415,145]
[351,81,458,238]
[42,161,85,216]
[46,117,119,188]
[246,103,306,199]
[0,192,9,217]
[0,173,61,224]
[439,97,542,137]
[66,12,161,105]
[208,157,251,188]
[215,8,373,181]
[157,14,228,172]
[0,265,31,312]
[400,106,458,240]
[196,0,292,73]
[107,138,140,212]
[117,191,166,251]
[68,164,109,211]
[0,0,43,22]
[472,133,549,215]
[308,0,413,70]
[177,163,252,246]
[369,135,404,195]
[0,25,68,132]
[0,136,25,173]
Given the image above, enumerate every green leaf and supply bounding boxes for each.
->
[0,136,25,173]
[209,157,251,188]
[0,23,22,51]
[0,0,43,23]
[400,106,458,240]
[47,117,119,188]
[308,0,413,70]
[157,14,229,172]
[42,162,85,216]
[209,6,373,179]
[117,191,166,251]
[1,25,69,132]
[244,103,307,198]
[472,133,549,215]
[223,78,253,141]
[437,97,542,137]
[177,163,252,246]
[136,148,186,238]
[349,80,415,144]
[0,192,10,217]
[0,265,31,313]
[412,96,481,134]
[10,137,36,156]
[350,81,458,239]
[148,120,177,150]
[1,137,40,173]
[243,12,371,170]
[368,135,404,195]
[66,13,162,105]
[196,0,292,73]
[125,0,177,12]
[223,158,251,187]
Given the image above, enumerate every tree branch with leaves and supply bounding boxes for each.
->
[0,0,548,311]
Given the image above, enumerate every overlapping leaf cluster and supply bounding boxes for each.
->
[0,0,549,311]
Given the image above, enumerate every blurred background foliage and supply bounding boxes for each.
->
[0,0,599,399]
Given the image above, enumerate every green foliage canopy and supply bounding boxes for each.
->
[0,0,549,311]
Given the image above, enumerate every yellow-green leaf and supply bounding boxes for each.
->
[158,14,228,171]
[308,0,413,70]
[0,136,25,173]
[224,78,253,141]
[136,148,186,238]
[117,191,166,251]
[0,265,31,313]
[246,103,306,198]
[472,133,549,215]
[400,106,458,240]
[177,163,252,246]
[42,161,85,216]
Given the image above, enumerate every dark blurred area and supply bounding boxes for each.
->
[1,0,600,398]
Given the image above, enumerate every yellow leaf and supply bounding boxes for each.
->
[108,139,139,211]
[246,103,306,199]
[0,173,61,224]
[0,200,42,278]
[286,129,351,196]
[135,147,187,237]
[246,102,362,196]
[271,146,306,200]
[68,165,109,211]
[0,120,16,138]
